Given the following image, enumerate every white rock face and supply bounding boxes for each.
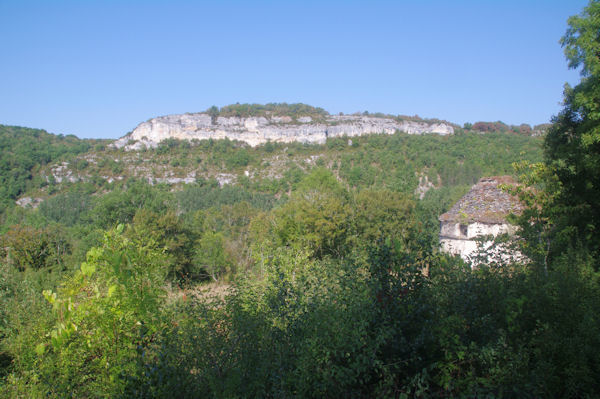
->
[415,175,436,200]
[15,197,43,209]
[114,113,454,149]
[50,162,81,183]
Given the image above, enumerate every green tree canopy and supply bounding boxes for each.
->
[544,0,600,262]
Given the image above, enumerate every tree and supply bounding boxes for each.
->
[193,231,232,281]
[260,169,352,259]
[352,189,416,249]
[207,105,220,124]
[0,224,70,271]
[39,191,92,226]
[127,209,196,278]
[544,0,600,262]
[32,226,169,396]
[89,181,172,228]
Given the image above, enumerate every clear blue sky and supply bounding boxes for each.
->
[0,0,590,139]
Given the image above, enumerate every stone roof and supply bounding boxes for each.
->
[439,176,523,224]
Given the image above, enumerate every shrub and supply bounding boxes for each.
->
[19,226,169,397]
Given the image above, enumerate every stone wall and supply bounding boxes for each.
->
[438,176,524,265]
[440,221,516,242]
[440,220,521,264]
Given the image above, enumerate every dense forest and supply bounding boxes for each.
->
[2,2,600,397]
[0,125,106,213]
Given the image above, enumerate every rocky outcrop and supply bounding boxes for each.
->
[49,162,81,183]
[15,197,43,209]
[114,113,455,150]
[415,174,439,200]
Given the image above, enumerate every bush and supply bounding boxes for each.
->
[0,224,71,271]
[39,191,92,227]
[7,226,170,397]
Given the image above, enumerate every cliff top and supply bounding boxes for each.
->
[117,105,457,149]
[171,103,456,126]
[115,103,545,151]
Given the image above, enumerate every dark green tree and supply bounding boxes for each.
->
[207,105,220,124]
[193,231,232,281]
[544,0,600,262]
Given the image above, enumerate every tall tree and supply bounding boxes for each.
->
[544,0,600,260]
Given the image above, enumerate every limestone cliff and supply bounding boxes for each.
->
[114,112,455,150]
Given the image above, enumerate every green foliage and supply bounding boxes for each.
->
[352,188,417,250]
[327,130,541,192]
[0,124,98,213]
[261,170,353,258]
[254,170,423,262]
[176,180,277,213]
[193,231,233,281]
[120,237,600,398]
[207,105,219,124]
[8,226,169,397]
[128,248,381,397]
[225,148,251,168]
[156,137,184,155]
[215,102,329,120]
[89,180,173,228]
[470,121,537,135]
[0,259,63,390]
[295,167,346,197]
[0,224,71,271]
[505,161,560,268]
[127,209,196,278]
[4,18,600,394]
[543,0,600,265]
[263,140,275,153]
[416,185,471,252]
[39,190,92,227]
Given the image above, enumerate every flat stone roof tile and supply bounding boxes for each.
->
[439,176,523,224]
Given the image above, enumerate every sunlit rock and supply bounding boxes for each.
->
[114,113,455,150]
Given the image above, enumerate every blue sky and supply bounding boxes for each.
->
[0,0,590,139]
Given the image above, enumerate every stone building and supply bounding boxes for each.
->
[439,176,523,264]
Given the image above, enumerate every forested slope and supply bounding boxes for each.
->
[0,125,105,213]
[0,122,556,397]
[3,7,600,390]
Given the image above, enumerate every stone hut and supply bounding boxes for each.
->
[439,176,523,263]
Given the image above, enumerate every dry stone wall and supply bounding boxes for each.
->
[438,176,524,265]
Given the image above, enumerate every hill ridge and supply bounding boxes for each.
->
[114,110,455,150]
